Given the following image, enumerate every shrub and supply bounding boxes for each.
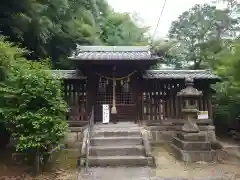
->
[0,37,69,157]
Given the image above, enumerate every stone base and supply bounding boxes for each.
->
[176,132,206,142]
[144,126,177,143]
[64,128,84,149]
[173,137,211,151]
[171,144,217,162]
[145,124,216,144]
[171,130,217,162]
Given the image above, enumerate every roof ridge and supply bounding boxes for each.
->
[76,45,150,52]
[143,69,220,80]
[146,69,211,72]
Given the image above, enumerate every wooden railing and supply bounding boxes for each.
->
[85,106,94,172]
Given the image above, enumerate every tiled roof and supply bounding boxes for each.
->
[50,70,86,79]
[48,70,220,80]
[69,46,158,60]
[143,70,220,80]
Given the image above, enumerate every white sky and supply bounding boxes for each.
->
[107,0,213,39]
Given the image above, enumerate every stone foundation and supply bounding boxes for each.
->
[63,124,217,148]
[171,144,217,162]
[171,131,217,162]
[170,123,217,162]
[64,127,85,149]
[144,125,176,143]
[145,124,217,144]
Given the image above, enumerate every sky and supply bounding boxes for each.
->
[107,0,213,39]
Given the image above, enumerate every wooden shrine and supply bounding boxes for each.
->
[52,46,220,126]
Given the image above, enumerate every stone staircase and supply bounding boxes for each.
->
[86,122,154,167]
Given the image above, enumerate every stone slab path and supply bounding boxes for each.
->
[78,167,233,180]
[78,167,153,180]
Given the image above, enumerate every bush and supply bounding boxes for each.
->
[0,37,69,156]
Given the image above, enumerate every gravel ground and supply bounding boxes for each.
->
[78,167,238,180]
[152,144,240,180]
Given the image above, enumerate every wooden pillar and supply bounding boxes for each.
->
[206,83,213,120]
[86,77,91,116]
[135,72,143,124]
[86,75,96,117]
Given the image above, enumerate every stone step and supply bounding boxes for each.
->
[91,137,143,146]
[95,116,136,121]
[177,133,206,142]
[88,156,151,166]
[89,145,145,156]
[93,123,140,129]
[173,137,211,151]
[171,144,216,162]
[93,130,141,137]
[93,127,141,131]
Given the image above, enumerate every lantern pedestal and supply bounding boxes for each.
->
[181,108,199,133]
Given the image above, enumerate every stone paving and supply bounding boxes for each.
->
[78,167,234,180]
[78,167,153,180]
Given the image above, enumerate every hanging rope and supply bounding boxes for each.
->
[96,70,136,115]
[96,70,137,81]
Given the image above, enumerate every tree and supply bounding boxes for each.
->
[168,4,237,69]
[0,0,149,69]
[151,39,181,69]
[100,12,149,46]
[213,39,240,133]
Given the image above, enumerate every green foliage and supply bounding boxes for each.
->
[158,1,240,133]
[151,39,179,69]
[213,40,240,131]
[0,37,69,153]
[100,12,149,45]
[168,4,238,69]
[0,0,148,156]
[0,36,26,81]
[0,0,149,69]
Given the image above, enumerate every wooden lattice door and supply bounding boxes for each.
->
[95,78,136,122]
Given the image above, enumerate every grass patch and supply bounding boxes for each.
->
[46,149,80,170]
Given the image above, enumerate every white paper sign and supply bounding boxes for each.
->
[198,111,209,120]
[102,104,110,124]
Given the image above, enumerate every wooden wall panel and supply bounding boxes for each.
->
[141,79,212,122]
[64,79,87,125]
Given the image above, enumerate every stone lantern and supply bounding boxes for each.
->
[177,78,203,133]
[172,78,216,162]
